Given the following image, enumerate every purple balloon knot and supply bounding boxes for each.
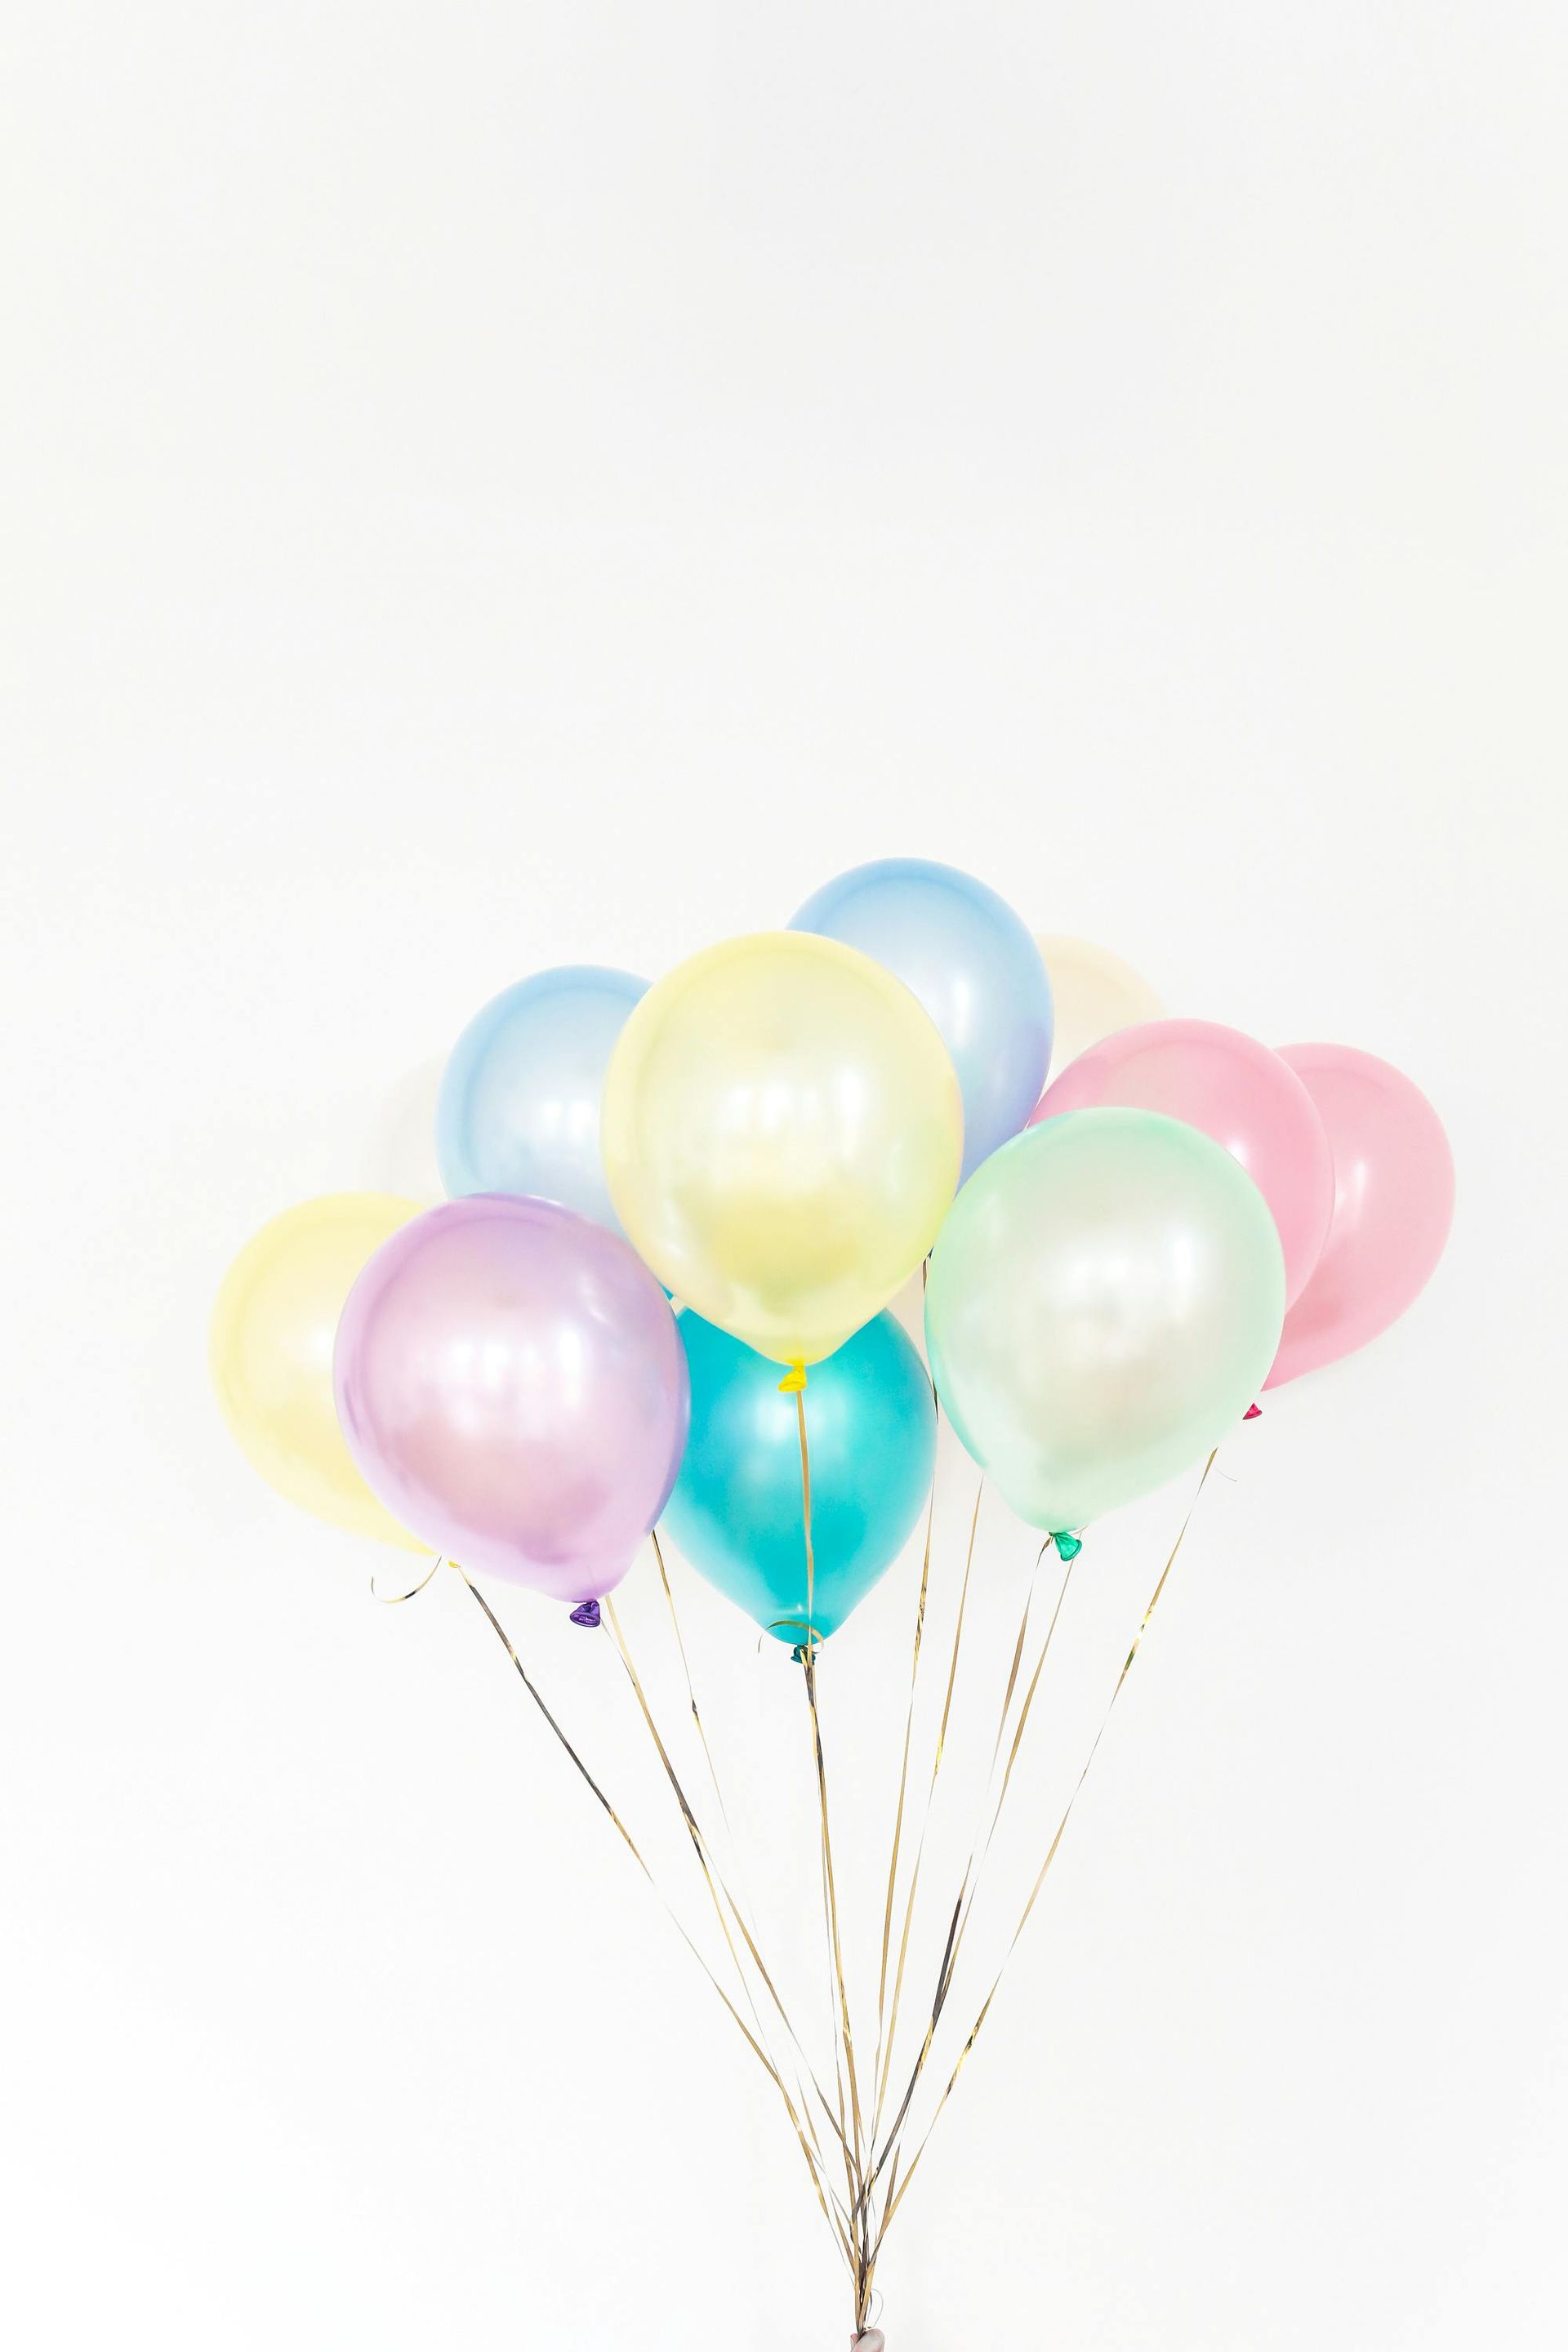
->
[1244,1401,1263,1420]
[1052,1530,1083,1561]
[568,1598,602,1629]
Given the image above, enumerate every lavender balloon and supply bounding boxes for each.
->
[333,1195,688,1604]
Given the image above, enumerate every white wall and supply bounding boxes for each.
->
[4,7,1563,2346]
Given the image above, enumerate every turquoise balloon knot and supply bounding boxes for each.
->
[791,1642,811,1666]
[1052,1530,1083,1561]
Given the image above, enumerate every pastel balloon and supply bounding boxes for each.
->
[333,1195,688,1602]
[1031,1018,1333,1306]
[211,1194,427,1550]
[1034,934,1164,1073]
[1265,1045,1454,1388]
[663,1310,935,1646]
[601,931,963,1367]
[791,858,1052,1178]
[437,965,647,1234]
[926,1111,1285,1534]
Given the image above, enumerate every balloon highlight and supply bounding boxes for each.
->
[437,964,647,1233]
[602,931,963,1365]
[1266,1045,1454,1388]
[663,1309,935,1644]
[791,858,1053,1178]
[333,1195,688,1601]
[926,1111,1285,1532]
[1035,934,1164,1073]
[211,1194,427,1550]
[1031,1018,1333,1305]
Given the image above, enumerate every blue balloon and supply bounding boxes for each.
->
[790,858,1053,1179]
[663,1309,935,1645]
[437,965,647,1234]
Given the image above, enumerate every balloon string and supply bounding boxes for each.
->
[599,1592,857,2249]
[869,1382,940,2125]
[786,1380,857,2225]
[452,1563,853,2269]
[368,1552,446,1605]
[871,1448,1221,2256]
[794,1383,888,2327]
[868,1477,984,2149]
[649,1525,825,2092]
[619,1554,851,2174]
[867,1535,1076,2195]
[648,1528,736,1844]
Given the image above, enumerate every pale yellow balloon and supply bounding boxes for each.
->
[1036,933,1165,1075]
[210,1194,427,1550]
[602,932,963,1366]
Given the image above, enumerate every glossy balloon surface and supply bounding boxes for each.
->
[1035,933,1164,1073]
[663,1310,935,1643]
[211,1193,427,1550]
[437,964,647,1234]
[1266,1045,1454,1387]
[927,1111,1285,1530]
[334,1195,688,1600]
[1031,1018,1333,1304]
[602,931,962,1365]
[791,858,1052,1178]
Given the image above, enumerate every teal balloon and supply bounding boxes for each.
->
[663,1309,935,1644]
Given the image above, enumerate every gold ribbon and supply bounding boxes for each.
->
[368,1552,446,1605]
[870,1447,1221,2252]
[868,1534,1076,2190]
[452,1561,856,2270]
[868,1403,937,2124]
[868,1477,985,2147]
[416,1383,1222,2324]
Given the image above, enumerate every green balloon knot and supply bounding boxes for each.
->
[1053,1530,1084,1561]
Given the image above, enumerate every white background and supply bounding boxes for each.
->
[4,6,1565,2346]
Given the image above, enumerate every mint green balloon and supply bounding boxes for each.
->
[924,1110,1285,1534]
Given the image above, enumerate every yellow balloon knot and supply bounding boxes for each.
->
[777,1360,808,1394]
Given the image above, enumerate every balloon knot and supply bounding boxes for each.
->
[568,1598,602,1628]
[1243,1401,1263,1420]
[791,1642,812,1666]
[777,1361,808,1394]
[1052,1530,1083,1561]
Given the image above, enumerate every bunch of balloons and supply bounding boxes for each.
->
[212,858,1454,1632]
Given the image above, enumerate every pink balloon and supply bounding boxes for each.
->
[1264,1044,1453,1389]
[333,1195,688,1602]
[1030,1019,1334,1305]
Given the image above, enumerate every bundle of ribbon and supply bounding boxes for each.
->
[210,858,1453,2338]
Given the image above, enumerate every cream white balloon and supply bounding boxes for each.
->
[1035,933,1164,1076]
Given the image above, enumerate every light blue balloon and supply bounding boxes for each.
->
[663,1309,935,1646]
[437,965,647,1234]
[790,858,1053,1179]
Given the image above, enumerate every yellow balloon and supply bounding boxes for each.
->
[210,1194,427,1550]
[602,932,963,1366]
